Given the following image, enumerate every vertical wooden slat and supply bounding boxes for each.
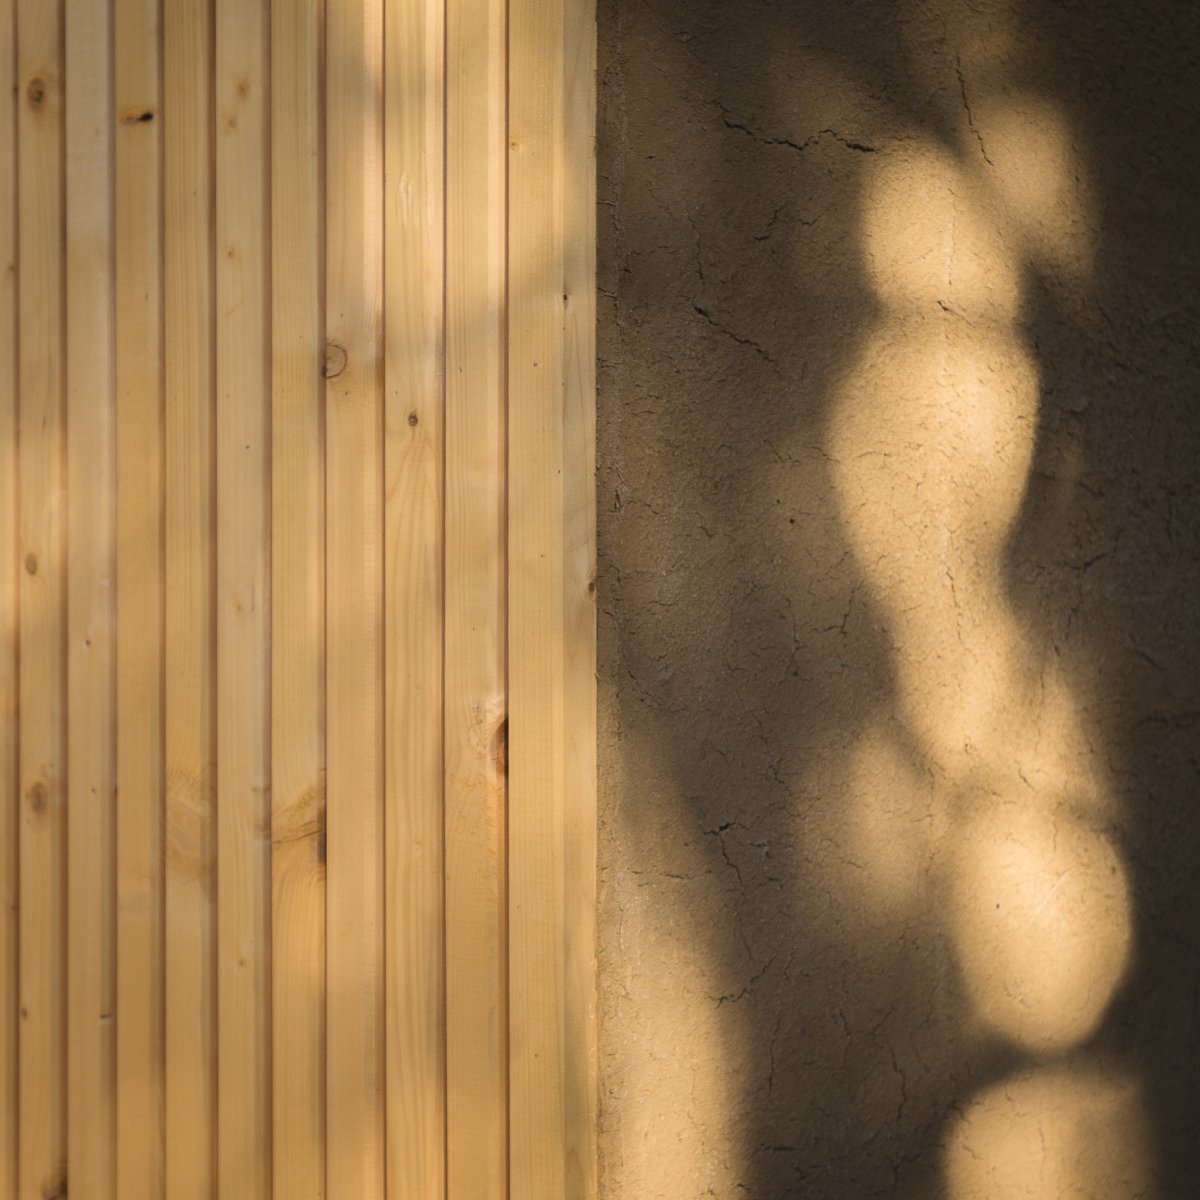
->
[325,0,384,1193]
[561,1,597,1194]
[443,0,507,1191]
[0,0,17,1192]
[507,0,569,1193]
[114,0,164,1192]
[271,0,325,1192]
[163,0,216,1192]
[15,0,66,1194]
[383,0,444,1191]
[66,0,116,1195]
[214,0,270,1194]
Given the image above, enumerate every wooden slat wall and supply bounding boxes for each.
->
[0,0,595,1198]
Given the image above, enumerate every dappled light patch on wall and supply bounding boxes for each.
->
[974,98,1097,289]
[859,141,1023,320]
[598,0,1197,1193]
[949,803,1132,1056]
[823,7,1144,1195]
[943,1064,1155,1199]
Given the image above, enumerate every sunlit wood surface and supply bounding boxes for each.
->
[0,0,595,1197]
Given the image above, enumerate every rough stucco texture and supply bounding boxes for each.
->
[596,1,1200,1196]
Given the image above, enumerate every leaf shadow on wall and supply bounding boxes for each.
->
[596,1,1200,1197]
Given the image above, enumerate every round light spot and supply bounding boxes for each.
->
[860,142,1020,321]
[943,1063,1154,1199]
[828,323,1039,577]
[950,804,1131,1055]
[977,96,1096,285]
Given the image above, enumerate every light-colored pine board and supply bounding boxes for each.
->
[382,0,445,1193]
[325,0,385,1194]
[0,0,17,1193]
[214,0,271,1195]
[163,0,216,1194]
[270,0,326,1193]
[16,0,67,1195]
[114,0,165,1194]
[65,0,117,1195]
[443,0,507,1192]
[507,0,569,1193]
[0,0,15,1190]
[561,1,597,1194]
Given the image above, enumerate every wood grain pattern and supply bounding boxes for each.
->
[0,0,17,1193]
[444,0,508,1192]
[562,3,598,1194]
[507,0,569,1193]
[215,0,271,1195]
[383,0,445,1193]
[17,0,67,1196]
[114,0,164,1193]
[271,0,326,1193]
[66,0,116,1196]
[163,0,216,1193]
[3,2,596,1193]
[325,0,385,1195]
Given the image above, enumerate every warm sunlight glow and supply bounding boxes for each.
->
[977,99,1096,284]
[824,34,1142,1198]
[827,309,1040,772]
[615,897,743,1197]
[950,804,1132,1055]
[943,1065,1155,1199]
[860,141,1021,320]
[829,327,1039,553]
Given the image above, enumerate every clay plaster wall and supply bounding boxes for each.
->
[596,1,1200,1196]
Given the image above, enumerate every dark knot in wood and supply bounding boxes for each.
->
[323,342,348,380]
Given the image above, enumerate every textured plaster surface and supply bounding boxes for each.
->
[596,1,1200,1196]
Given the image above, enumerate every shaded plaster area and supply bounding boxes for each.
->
[596,1,1200,1196]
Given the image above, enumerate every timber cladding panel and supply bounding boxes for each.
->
[0,0,596,1198]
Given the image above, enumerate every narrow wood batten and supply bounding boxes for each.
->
[66,0,117,1196]
[0,0,17,1191]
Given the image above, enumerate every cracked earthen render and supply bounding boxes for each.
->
[598,0,1200,1196]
